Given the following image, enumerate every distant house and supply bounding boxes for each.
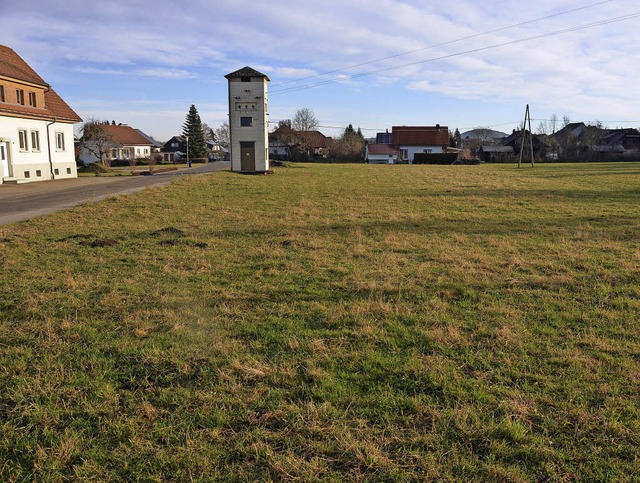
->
[478,145,514,162]
[0,44,82,183]
[366,125,455,164]
[207,140,229,161]
[79,124,153,165]
[366,143,400,164]
[161,135,186,162]
[596,128,640,157]
[269,125,329,160]
[392,125,451,163]
[551,123,640,161]
[501,129,547,160]
[135,129,163,154]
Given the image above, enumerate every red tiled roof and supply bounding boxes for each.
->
[0,45,47,86]
[303,130,327,148]
[367,143,400,155]
[100,125,153,145]
[0,44,82,123]
[43,88,83,122]
[392,126,449,146]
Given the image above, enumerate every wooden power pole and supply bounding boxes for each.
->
[518,104,535,168]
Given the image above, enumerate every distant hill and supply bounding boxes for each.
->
[461,129,508,140]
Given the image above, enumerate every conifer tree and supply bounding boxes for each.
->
[182,104,207,160]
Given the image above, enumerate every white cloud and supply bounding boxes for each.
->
[5,0,640,134]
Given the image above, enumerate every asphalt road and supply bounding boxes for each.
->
[0,162,230,225]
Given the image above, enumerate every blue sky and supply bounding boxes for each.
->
[5,0,639,141]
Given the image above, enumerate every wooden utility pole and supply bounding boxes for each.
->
[518,104,535,168]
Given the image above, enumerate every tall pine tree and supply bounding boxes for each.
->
[182,104,207,160]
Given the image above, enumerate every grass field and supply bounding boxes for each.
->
[1,162,638,481]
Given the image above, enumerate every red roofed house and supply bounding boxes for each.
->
[392,125,450,163]
[78,124,153,165]
[0,45,82,183]
[366,125,451,164]
[365,143,400,164]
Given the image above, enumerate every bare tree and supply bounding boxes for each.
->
[331,124,364,162]
[292,108,319,132]
[79,118,117,172]
[292,108,319,160]
[202,123,216,142]
[215,122,229,147]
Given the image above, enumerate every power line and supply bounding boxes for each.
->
[271,11,640,96]
[270,0,614,89]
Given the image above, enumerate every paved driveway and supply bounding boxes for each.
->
[0,162,229,225]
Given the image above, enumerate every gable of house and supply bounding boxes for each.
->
[0,44,81,183]
[0,45,81,123]
[163,136,186,152]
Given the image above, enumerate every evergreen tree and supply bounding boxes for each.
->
[182,104,207,160]
[450,128,462,148]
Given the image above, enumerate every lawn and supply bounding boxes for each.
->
[1,162,638,481]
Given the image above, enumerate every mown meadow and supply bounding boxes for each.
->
[1,162,638,481]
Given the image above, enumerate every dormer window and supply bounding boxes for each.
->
[28,92,37,107]
[16,89,25,105]
[0,86,4,102]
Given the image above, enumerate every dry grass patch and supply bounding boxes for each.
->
[0,162,639,481]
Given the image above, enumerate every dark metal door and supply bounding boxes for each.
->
[240,142,255,171]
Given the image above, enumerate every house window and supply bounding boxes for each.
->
[31,130,40,152]
[18,129,29,151]
[423,149,432,154]
[240,117,252,127]
[66,168,71,174]
[16,89,25,105]
[36,170,42,177]
[54,168,59,175]
[241,76,250,82]
[55,132,65,151]
[24,171,30,178]
[28,92,37,107]
[0,85,4,102]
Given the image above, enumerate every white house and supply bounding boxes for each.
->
[392,126,451,163]
[0,45,81,183]
[225,67,270,173]
[79,124,153,165]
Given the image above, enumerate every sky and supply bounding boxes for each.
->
[4,0,640,141]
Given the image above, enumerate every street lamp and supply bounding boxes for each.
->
[185,135,191,168]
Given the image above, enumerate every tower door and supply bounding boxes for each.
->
[240,142,256,172]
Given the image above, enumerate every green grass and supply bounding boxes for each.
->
[1,162,639,481]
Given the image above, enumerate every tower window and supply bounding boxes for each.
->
[241,76,251,82]
[241,117,252,127]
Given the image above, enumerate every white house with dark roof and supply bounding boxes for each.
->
[0,44,82,183]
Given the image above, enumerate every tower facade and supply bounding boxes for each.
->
[225,67,270,173]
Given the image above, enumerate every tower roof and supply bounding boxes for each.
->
[225,66,270,81]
